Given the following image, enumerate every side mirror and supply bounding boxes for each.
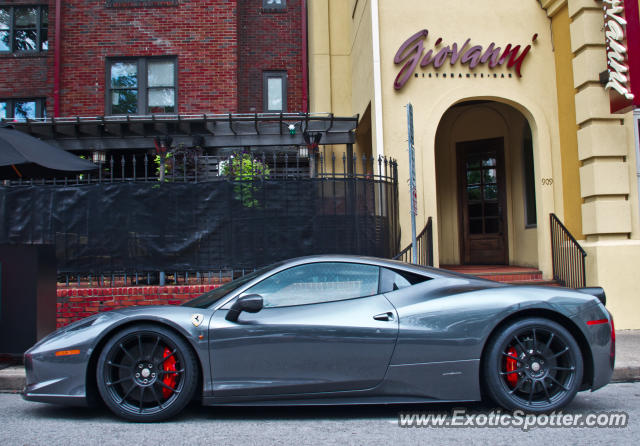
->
[225,294,264,322]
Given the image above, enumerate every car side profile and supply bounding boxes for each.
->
[23,255,615,421]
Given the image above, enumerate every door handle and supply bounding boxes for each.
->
[373,312,395,322]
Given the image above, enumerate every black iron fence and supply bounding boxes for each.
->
[0,152,400,281]
[393,217,433,267]
[550,213,586,288]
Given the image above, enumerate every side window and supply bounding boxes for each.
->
[379,268,430,293]
[244,262,380,308]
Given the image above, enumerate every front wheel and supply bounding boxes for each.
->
[96,324,199,422]
[483,318,583,413]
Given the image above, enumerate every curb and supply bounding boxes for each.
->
[1,366,639,394]
[612,366,640,383]
[0,367,25,393]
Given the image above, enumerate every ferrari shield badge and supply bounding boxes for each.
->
[191,313,204,327]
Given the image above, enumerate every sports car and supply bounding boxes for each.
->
[23,255,615,421]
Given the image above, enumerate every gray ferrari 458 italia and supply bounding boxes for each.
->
[23,255,615,421]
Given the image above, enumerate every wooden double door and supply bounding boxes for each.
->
[457,138,508,265]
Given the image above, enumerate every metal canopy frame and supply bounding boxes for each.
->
[2,113,358,152]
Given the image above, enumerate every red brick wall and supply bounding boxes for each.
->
[0,1,54,111]
[59,0,238,115]
[56,284,220,329]
[3,0,306,118]
[237,0,304,113]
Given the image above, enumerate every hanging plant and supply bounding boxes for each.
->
[221,152,270,208]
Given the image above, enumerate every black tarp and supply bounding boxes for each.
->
[0,179,399,274]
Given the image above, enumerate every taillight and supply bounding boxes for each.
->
[609,310,615,369]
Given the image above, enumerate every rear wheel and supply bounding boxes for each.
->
[96,324,198,422]
[483,318,583,413]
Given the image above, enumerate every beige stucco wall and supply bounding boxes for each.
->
[377,0,562,277]
[435,103,538,267]
[308,0,640,327]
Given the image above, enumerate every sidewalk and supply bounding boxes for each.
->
[1,330,639,393]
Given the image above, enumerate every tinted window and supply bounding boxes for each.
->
[183,261,287,309]
[379,267,430,293]
[245,262,380,308]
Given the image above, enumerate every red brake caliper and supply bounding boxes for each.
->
[162,348,177,399]
[505,347,519,387]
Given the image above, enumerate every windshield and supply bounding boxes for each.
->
[182,261,286,309]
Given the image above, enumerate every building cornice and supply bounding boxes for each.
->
[539,0,568,17]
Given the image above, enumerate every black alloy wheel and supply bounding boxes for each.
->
[483,317,583,413]
[96,324,198,422]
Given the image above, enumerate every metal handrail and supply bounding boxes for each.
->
[550,213,586,288]
[393,217,433,266]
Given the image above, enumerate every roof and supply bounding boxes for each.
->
[2,113,358,152]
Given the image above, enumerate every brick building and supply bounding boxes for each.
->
[1,0,307,133]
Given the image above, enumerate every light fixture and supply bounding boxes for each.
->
[288,124,296,135]
[92,151,106,163]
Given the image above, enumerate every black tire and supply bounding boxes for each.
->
[482,317,583,413]
[96,324,199,422]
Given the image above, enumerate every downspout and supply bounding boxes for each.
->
[371,0,385,162]
[53,0,61,117]
[301,0,309,113]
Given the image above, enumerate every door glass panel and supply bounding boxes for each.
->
[467,158,481,169]
[485,218,499,234]
[484,184,498,200]
[0,101,7,118]
[482,157,496,167]
[469,218,483,234]
[469,203,482,218]
[467,186,481,201]
[467,170,481,185]
[483,168,496,184]
[485,202,499,217]
[245,262,380,308]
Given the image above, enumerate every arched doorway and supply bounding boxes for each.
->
[435,100,538,268]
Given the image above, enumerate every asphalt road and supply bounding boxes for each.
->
[1,382,639,445]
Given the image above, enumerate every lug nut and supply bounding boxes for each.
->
[136,373,140,378]
[151,373,156,378]
[139,364,143,369]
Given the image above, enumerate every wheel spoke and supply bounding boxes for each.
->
[118,384,137,406]
[532,329,537,350]
[107,361,129,369]
[157,380,180,394]
[500,368,524,375]
[549,346,569,359]
[545,332,555,350]
[157,368,184,376]
[509,377,526,394]
[162,349,177,362]
[546,375,569,391]
[119,343,136,362]
[550,366,575,372]
[107,375,133,386]
[137,334,144,358]
[149,384,164,409]
[541,377,552,403]
[513,336,528,354]
[502,352,520,361]
[528,379,537,404]
[149,336,160,360]
[138,386,145,413]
